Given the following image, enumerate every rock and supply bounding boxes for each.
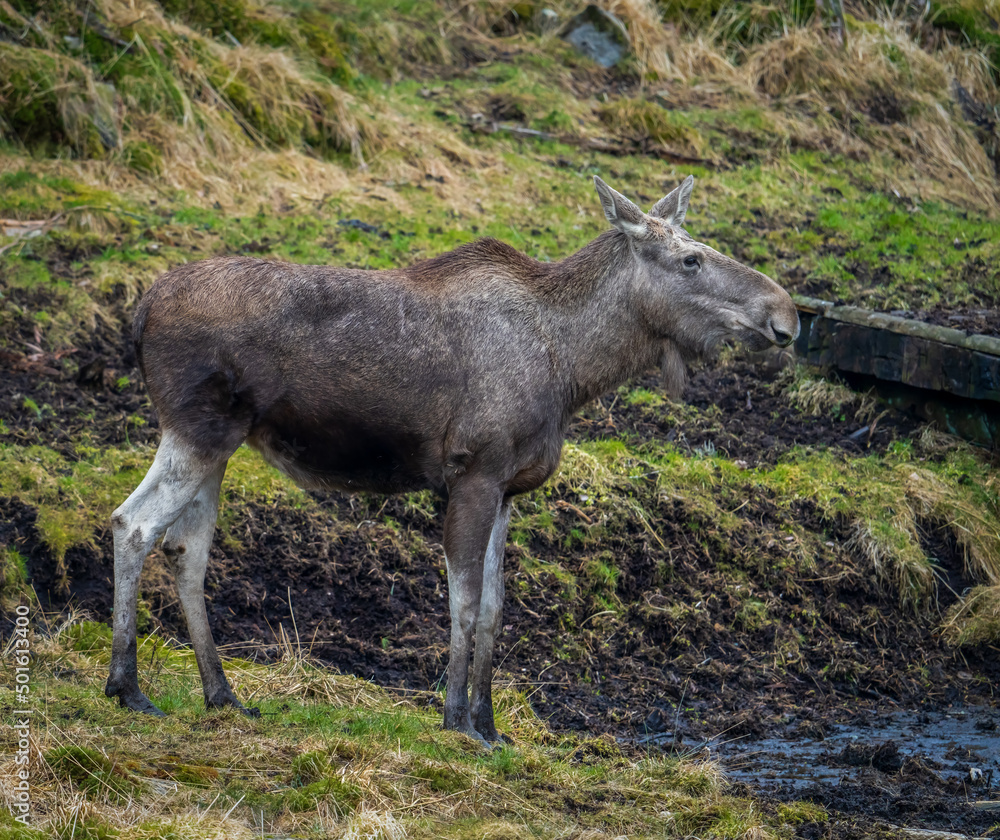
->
[561,5,629,68]
[838,739,904,773]
[642,708,671,733]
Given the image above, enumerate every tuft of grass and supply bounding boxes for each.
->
[845,517,936,608]
[777,800,828,825]
[742,18,999,210]
[942,583,1000,646]
[782,371,878,423]
[0,43,118,158]
[598,97,706,157]
[45,745,144,805]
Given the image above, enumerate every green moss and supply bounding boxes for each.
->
[0,824,46,840]
[285,775,362,813]
[0,443,152,568]
[62,619,114,653]
[50,819,120,840]
[522,556,579,601]
[412,762,470,794]
[581,554,621,600]
[624,387,664,408]
[45,745,143,804]
[164,762,220,786]
[0,442,314,572]
[734,597,770,632]
[532,108,574,134]
[0,547,31,612]
[777,801,829,825]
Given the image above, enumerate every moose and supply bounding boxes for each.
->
[106,176,799,744]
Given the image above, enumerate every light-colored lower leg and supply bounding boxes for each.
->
[105,432,225,715]
[441,481,503,743]
[470,501,511,743]
[443,555,481,738]
[162,462,256,715]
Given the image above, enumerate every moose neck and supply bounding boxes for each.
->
[542,231,663,417]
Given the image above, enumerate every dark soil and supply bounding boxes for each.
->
[573,352,916,465]
[881,305,1000,339]
[2,311,999,838]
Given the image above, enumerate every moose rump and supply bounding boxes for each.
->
[105,175,799,745]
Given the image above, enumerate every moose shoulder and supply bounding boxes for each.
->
[106,175,799,744]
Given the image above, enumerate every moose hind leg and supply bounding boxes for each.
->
[470,500,511,744]
[106,431,227,715]
[162,462,258,717]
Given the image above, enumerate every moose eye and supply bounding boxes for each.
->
[683,255,699,268]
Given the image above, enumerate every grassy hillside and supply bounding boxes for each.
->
[3,1,1000,837]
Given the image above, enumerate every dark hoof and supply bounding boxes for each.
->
[206,692,259,717]
[106,683,165,717]
[479,729,512,747]
[471,719,511,746]
[448,724,498,750]
[468,731,498,750]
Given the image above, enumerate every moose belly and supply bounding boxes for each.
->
[247,413,437,495]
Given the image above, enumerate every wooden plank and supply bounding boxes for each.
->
[793,295,1000,358]
[795,297,1000,403]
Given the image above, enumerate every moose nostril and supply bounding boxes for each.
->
[771,325,794,347]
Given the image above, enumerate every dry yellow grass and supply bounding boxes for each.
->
[4,0,999,217]
[942,583,1000,645]
[589,4,1000,211]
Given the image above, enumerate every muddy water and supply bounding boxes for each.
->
[717,708,999,790]
[642,707,1000,790]
[638,707,1000,833]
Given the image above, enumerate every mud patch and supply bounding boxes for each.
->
[715,710,1000,838]
[573,356,923,465]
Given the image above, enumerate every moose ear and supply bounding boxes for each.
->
[593,176,648,238]
[650,175,694,227]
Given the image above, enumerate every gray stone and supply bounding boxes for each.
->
[561,5,629,68]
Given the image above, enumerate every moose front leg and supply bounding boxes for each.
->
[442,478,503,744]
[469,500,511,743]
